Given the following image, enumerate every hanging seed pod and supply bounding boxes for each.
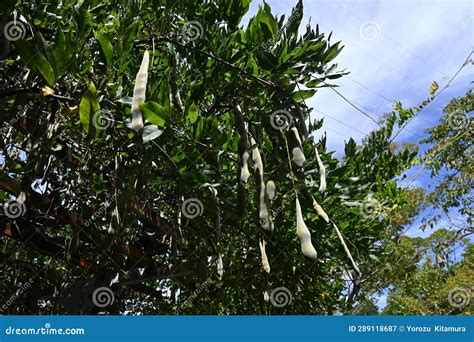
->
[16,191,26,204]
[259,239,271,273]
[217,253,224,279]
[251,138,273,232]
[264,291,270,302]
[266,180,276,201]
[169,52,183,112]
[235,105,250,182]
[130,50,150,132]
[312,197,329,223]
[314,146,326,193]
[288,127,306,167]
[331,220,361,276]
[108,205,120,234]
[241,151,250,183]
[295,198,318,260]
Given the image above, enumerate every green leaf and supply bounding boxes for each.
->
[323,42,343,63]
[139,102,167,127]
[79,82,100,138]
[78,11,93,43]
[96,33,114,68]
[123,21,137,52]
[52,29,66,75]
[429,80,439,96]
[292,89,316,101]
[15,39,56,86]
[247,54,259,76]
[186,102,199,123]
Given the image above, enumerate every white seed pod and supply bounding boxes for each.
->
[217,253,224,279]
[251,138,273,232]
[16,191,26,204]
[295,198,318,260]
[291,127,302,145]
[108,205,120,235]
[130,50,150,132]
[266,180,276,201]
[290,128,306,167]
[314,147,326,193]
[312,197,329,223]
[259,240,271,273]
[331,220,361,276]
[241,151,250,183]
[292,147,306,167]
[259,193,273,231]
[250,138,263,176]
[263,291,270,302]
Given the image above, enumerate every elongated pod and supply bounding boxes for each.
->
[259,239,271,273]
[289,127,306,167]
[241,151,250,183]
[312,197,329,223]
[295,198,317,260]
[217,253,224,279]
[331,219,361,276]
[251,138,273,232]
[266,180,276,201]
[314,146,326,193]
[235,105,250,183]
[130,50,150,132]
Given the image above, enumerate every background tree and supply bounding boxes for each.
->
[1,0,422,315]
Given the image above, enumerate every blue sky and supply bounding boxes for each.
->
[246,0,473,151]
[245,0,473,309]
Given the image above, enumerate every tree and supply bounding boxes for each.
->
[421,90,473,230]
[0,0,417,314]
